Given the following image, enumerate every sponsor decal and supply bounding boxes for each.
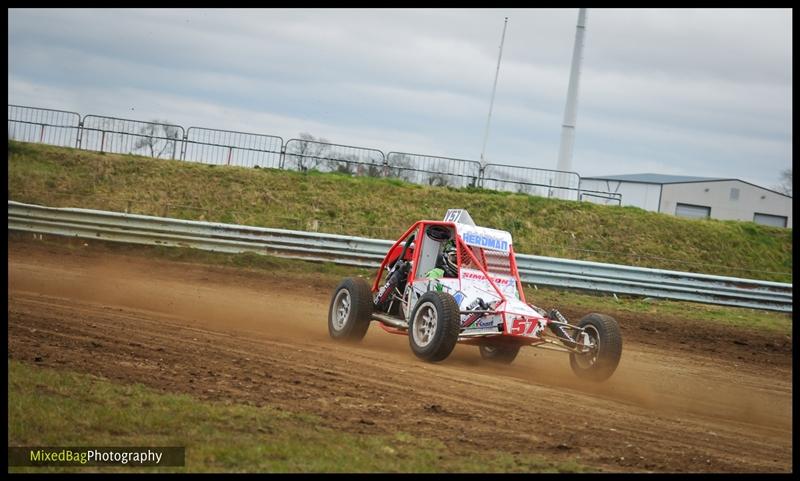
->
[461,270,511,286]
[475,318,499,329]
[460,231,509,252]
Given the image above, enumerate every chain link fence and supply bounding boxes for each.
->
[8,104,619,204]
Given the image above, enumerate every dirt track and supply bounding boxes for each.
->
[7,239,793,472]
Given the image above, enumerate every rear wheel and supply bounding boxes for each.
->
[408,291,460,362]
[479,343,521,364]
[569,313,622,382]
[328,278,373,341]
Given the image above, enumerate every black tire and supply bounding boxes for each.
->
[569,313,622,382]
[408,291,460,362]
[479,343,521,364]
[328,277,373,342]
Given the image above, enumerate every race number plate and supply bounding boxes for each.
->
[507,315,546,338]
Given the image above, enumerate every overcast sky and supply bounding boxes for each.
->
[8,8,793,189]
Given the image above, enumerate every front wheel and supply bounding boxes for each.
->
[408,291,460,362]
[569,313,622,382]
[328,278,373,341]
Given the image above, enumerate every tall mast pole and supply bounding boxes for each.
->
[556,8,587,174]
[480,16,508,168]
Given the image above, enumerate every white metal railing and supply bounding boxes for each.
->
[7,201,792,312]
[8,104,620,204]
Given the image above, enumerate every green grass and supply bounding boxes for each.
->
[8,361,586,473]
[7,140,792,282]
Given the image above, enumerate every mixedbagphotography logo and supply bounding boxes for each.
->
[8,447,185,467]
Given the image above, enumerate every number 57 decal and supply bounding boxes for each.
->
[510,316,540,336]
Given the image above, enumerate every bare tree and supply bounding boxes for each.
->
[364,159,386,178]
[426,160,452,187]
[776,168,792,196]
[133,120,181,158]
[286,132,330,172]
[385,153,415,182]
[329,152,357,175]
[350,156,386,178]
[357,153,390,178]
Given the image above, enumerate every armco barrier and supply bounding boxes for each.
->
[7,201,792,312]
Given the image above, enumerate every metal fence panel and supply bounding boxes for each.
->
[283,138,385,176]
[8,105,81,148]
[482,163,581,200]
[385,152,482,188]
[182,127,283,168]
[81,115,184,159]
[8,104,625,204]
[579,191,623,206]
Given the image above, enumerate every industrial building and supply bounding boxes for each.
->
[579,174,793,228]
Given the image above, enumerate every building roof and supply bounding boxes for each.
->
[582,173,792,198]
[582,173,728,184]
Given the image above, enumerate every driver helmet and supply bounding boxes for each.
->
[441,240,458,277]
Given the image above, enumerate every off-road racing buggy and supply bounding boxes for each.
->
[328,209,622,381]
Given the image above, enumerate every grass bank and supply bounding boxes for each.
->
[8,361,585,473]
[7,140,792,282]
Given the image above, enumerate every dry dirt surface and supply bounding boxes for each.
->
[7,239,793,473]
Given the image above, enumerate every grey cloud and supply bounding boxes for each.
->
[8,8,792,189]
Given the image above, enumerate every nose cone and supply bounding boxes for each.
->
[501,297,544,319]
[500,298,548,338]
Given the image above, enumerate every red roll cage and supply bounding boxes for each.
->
[371,220,527,305]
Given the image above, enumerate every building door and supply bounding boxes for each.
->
[675,203,711,219]
[753,212,788,228]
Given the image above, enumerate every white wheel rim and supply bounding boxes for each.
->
[412,302,438,348]
[332,289,351,331]
[574,325,600,368]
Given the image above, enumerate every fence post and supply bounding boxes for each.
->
[76,119,83,149]
[39,124,45,143]
[478,165,485,188]
[279,145,286,170]
[180,131,188,160]
[100,131,106,153]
